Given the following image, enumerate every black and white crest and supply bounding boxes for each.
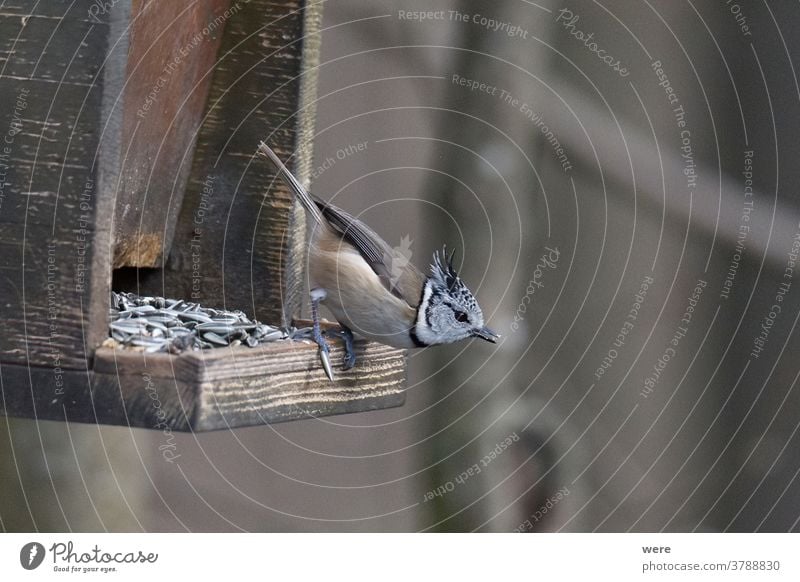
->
[429,246,480,311]
[430,246,461,290]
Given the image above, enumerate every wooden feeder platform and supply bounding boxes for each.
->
[0,0,407,430]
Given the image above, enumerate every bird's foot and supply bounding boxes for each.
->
[310,288,334,382]
[316,337,334,382]
[325,325,357,370]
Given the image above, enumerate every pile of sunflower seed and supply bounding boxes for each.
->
[107,291,294,353]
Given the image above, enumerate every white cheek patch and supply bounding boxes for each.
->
[414,283,440,345]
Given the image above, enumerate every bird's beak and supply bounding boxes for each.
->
[472,326,500,343]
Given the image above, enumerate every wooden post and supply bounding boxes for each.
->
[0,0,124,370]
[112,0,233,268]
[133,0,324,330]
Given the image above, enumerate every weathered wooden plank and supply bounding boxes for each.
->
[112,0,232,268]
[0,363,114,426]
[92,356,197,431]
[188,341,405,428]
[1,338,406,431]
[0,3,126,368]
[101,339,405,430]
[134,0,324,330]
[0,360,188,428]
[0,9,100,83]
[0,80,99,227]
[0,1,100,19]
[0,224,96,368]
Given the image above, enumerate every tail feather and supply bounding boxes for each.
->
[257,142,324,225]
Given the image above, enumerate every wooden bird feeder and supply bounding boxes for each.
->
[0,0,407,430]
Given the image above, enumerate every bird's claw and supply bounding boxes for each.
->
[324,326,356,370]
[318,343,334,382]
[340,326,357,370]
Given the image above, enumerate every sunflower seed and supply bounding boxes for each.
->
[202,332,229,346]
[169,326,193,336]
[110,320,145,332]
[178,311,214,324]
[196,323,237,334]
[145,315,175,324]
[109,291,294,353]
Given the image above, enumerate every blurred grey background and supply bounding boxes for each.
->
[3,0,800,532]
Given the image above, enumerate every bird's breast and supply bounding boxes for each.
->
[308,243,419,348]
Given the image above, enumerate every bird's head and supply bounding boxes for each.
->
[414,247,499,346]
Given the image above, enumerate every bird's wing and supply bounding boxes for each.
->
[313,196,425,305]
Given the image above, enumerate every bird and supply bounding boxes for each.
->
[257,142,498,381]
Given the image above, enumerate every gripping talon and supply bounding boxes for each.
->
[319,346,334,382]
[310,288,334,382]
[323,326,357,370]
[340,325,357,370]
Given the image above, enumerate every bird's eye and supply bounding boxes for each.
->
[454,310,469,323]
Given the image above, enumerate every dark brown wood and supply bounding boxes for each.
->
[112,0,232,268]
[134,0,324,330]
[0,0,409,431]
[0,3,125,368]
[0,224,97,368]
[1,338,406,431]
[0,0,323,367]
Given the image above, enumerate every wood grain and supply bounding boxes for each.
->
[132,0,323,331]
[0,1,410,431]
[0,3,125,368]
[112,0,232,268]
[1,340,407,431]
